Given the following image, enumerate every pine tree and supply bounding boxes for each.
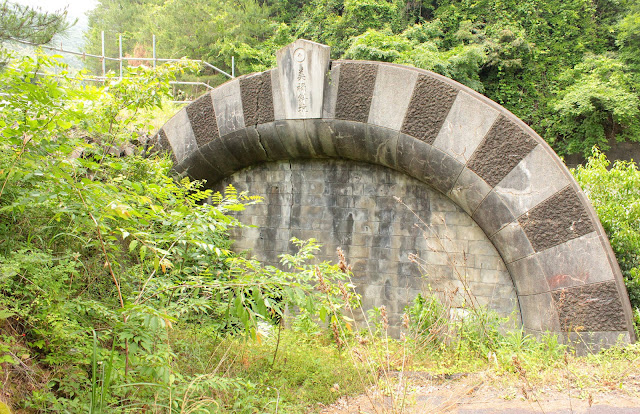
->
[0,0,70,45]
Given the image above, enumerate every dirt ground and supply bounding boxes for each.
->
[317,371,640,413]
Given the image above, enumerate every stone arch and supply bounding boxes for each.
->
[152,40,635,349]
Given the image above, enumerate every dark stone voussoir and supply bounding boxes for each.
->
[219,128,269,167]
[518,186,594,252]
[174,149,225,186]
[155,129,178,164]
[466,115,538,187]
[239,71,275,126]
[334,63,378,123]
[400,74,458,144]
[552,281,628,332]
[185,92,219,147]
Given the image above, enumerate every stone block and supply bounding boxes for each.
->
[365,125,399,170]
[467,115,538,187]
[552,280,628,332]
[239,71,275,126]
[448,167,492,216]
[273,119,319,159]
[400,73,458,144]
[518,186,594,252]
[334,62,378,122]
[506,254,549,296]
[432,91,499,164]
[219,128,268,167]
[472,191,515,237]
[163,109,198,163]
[185,91,219,147]
[330,120,370,162]
[422,146,465,195]
[368,65,418,130]
[175,149,224,186]
[518,292,561,332]
[490,221,535,264]
[563,331,631,355]
[536,232,615,290]
[199,137,243,176]
[494,145,570,218]
[395,133,433,181]
[245,122,289,161]
[270,69,286,120]
[212,79,245,137]
[304,119,340,158]
[322,63,340,118]
[276,39,331,119]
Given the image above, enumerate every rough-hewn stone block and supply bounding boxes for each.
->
[185,92,219,147]
[518,186,594,252]
[467,115,538,187]
[240,71,275,126]
[334,63,377,122]
[400,74,457,144]
[552,281,627,331]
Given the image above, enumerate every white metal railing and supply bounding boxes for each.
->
[7,32,235,101]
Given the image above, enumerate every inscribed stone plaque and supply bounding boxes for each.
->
[276,39,331,119]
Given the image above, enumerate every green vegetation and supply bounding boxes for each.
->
[86,0,640,158]
[1,0,640,410]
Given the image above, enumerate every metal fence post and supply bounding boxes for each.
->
[232,56,235,78]
[101,31,106,77]
[119,34,123,79]
[152,35,156,69]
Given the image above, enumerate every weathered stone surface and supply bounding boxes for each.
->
[564,331,631,355]
[518,292,560,332]
[199,135,243,176]
[322,63,340,119]
[334,63,378,122]
[304,119,340,158]
[519,186,594,252]
[365,124,399,169]
[246,122,289,161]
[400,74,458,144]
[506,254,549,296]
[432,91,499,164]
[448,167,492,216]
[270,69,286,121]
[536,232,615,290]
[176,149,225,185]
[212,79,245,136]
[274,119,326,159]
[240,71,275,126]
[368,65,418,130]
[491,221,535,264]
[422,147,465,195]
[553,281,628,331]
[162,109,197,163]
[472,191,515,237]
[217,159,516,328]
[276,39,331,119]
[494,145,570,218]
[331,120,370,162]
[396,133,433,179]
[467,115,538,187]
[154,129,177,164]
[219,128,268,167]
[185,92,219,147]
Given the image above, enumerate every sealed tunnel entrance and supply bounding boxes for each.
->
[216,159,520,329]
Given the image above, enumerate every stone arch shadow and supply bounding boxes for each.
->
[152,40,636,350]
